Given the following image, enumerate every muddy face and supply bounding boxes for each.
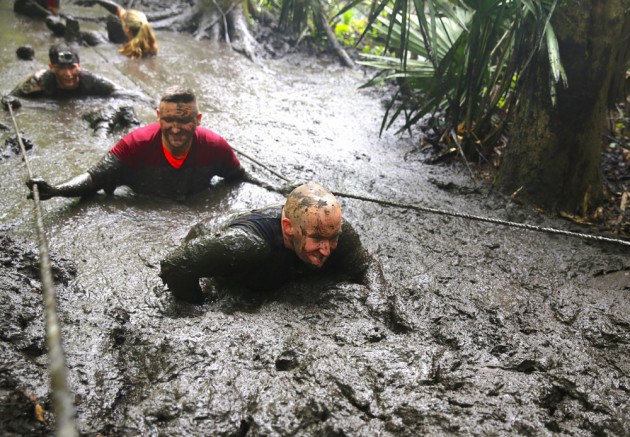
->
[283,183,343,267]
[291,204,341,268]
[157,101,201,157]
[50,63,81,90]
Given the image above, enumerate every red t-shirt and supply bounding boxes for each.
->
[110,123,239,169]
[162,144,189,169]
[91,123,241,199]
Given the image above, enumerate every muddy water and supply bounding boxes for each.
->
[1,2,629,436]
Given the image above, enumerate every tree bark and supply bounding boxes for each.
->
[607,9,630,107]
[228,5,259,61]
[497,0,628,215]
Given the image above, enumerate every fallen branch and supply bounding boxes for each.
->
[318,11,354,68]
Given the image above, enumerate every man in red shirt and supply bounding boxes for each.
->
[28,85,271,200]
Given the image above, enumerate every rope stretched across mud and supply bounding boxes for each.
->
[88,35,630,249]
[7,104,78,437]
[231,145,630,248]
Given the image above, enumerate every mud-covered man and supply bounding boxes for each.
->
[10,44,118,98]
[160,182,384,303]
[27,85,271,200]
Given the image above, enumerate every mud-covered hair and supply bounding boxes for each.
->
[284,182,341,225]
[160,86,197,104]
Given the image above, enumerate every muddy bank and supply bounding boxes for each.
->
[1,1,630,436]
[0,231,74,435]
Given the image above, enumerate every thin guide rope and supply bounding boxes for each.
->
[51,52,628,249]
[8,105,78,437]
[233,147,630,248]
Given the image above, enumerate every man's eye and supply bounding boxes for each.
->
[163,118,193,124]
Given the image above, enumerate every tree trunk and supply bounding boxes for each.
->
[607,9,630,107]
[497,0,628,215]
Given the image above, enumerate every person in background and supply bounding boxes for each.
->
[160,182,384,303]
[10,44,119,98]
[14,0,60,18]
[26,85,274,201]
[78,0,157,58]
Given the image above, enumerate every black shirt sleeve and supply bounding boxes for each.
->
[78,71,117,96]
[160,227,273,301]
[88,152,124,194]
[10,70,51,97]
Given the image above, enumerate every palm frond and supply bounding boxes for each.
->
[356,0,569,158]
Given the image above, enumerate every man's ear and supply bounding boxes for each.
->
[196,112,202,124]
[156,108,160,120]
[281,217,293,237]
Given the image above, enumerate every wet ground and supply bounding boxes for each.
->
[1,2,629,436]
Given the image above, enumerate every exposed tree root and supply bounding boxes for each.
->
[104,0,353,65]
[142,0,352,65]
[148,0,260,62]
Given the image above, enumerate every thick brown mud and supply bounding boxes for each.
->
[1,2,629,436]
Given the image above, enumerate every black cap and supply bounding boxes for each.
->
[49,44,79,65]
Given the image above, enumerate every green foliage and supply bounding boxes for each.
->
[342,8,355,24]
[361,44,385,55]
[353,0,567,159]
[271,0,386,53]
[257,0,277,10]
[276,0,323,35]
[334,9,373,48]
